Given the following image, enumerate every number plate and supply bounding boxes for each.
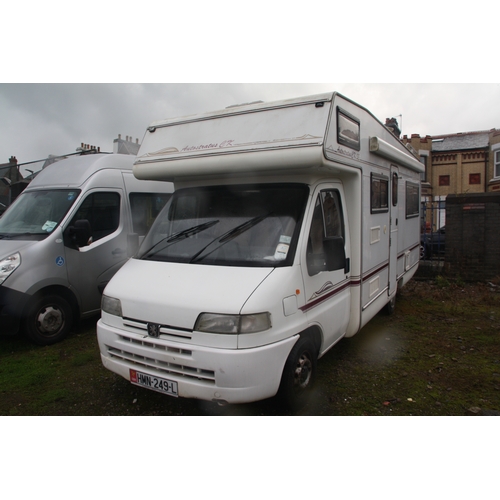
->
[130,369,178,397]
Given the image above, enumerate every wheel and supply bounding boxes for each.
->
[420,244,430,260]
[23,294,74,346]
[278,336,318,410]
[419,245,424,259]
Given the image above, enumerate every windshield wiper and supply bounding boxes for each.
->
[142,220,219,259]
[190,212,272,264]
[0,232,37,239]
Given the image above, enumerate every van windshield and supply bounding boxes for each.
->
[0,189,80,240]
[138,184,309,267]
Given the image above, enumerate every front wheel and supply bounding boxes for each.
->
[23,294,74,346]
[278,336,318,410]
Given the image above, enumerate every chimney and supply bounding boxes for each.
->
[385,118,401,138]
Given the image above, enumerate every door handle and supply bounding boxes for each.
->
[112,248,126,256]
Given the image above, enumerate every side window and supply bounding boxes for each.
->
[406,182,420,218]
[371,173,389,213]
[70,192,120,242]
[307,190,346,276]
[392,171,398,207]
[337,107,360,151]
[129,193,171,236]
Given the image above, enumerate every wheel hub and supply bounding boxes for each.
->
[294,353,312,389]
[36,306,64,334]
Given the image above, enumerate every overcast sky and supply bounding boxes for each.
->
[1,3,498,178]
[1,83,499,176]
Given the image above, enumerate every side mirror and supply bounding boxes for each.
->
[67,219,92,248]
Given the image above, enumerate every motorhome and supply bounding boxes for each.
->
[97,92,424,406]
[0,153,173,345]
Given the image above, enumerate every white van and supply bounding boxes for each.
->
[97,92,423,406]
[0,153,173,345]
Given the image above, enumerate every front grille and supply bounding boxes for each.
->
[106,335,215,384]
[123,317,192,340]
[119,334,192,355]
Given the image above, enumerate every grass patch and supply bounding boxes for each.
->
[1,279,499,416]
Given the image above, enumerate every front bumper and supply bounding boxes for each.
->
[0,286,29,335]
[97,319,298,404]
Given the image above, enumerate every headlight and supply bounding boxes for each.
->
[0,253,21,285]
[101,294,123,317]
[195,312,271,334]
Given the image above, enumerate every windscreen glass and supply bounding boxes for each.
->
[137,184,309,267]
[0,189,80,240]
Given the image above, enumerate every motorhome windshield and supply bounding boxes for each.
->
[0,189,80,240]
[138,184,309,267]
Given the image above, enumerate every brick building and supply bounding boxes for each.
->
[403,128,500,197]
[402,128,500,233]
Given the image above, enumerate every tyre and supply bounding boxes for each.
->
[23,294,74,346]
[278,335,318,410]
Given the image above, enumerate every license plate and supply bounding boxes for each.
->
[130,369,178,397]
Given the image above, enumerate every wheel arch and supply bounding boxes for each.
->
[23,285,80,320]
[299,325,322,357]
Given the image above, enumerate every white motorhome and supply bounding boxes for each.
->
[97,92,423,406]
[0,153,173,345]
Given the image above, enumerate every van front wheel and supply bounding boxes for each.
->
[278,336,317,410]
[24,294,74,346]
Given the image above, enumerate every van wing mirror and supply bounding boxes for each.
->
[66,219,92,248]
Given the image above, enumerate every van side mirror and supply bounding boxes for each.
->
[66,219,92,248]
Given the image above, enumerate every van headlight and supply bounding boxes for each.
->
[0,253,21,285]
[101,294,123,317]
[195,312,271,334]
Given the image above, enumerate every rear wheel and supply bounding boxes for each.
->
[24,294,74,346]
[278,336,318,410]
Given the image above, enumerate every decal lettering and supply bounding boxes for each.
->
[181,139,235,153]
[326,145,360,160]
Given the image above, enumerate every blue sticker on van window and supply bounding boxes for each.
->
[56,256,65,267]
[67,192,76,201]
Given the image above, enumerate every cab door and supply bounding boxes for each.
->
[300,184,351,352]
[63,189,129,314]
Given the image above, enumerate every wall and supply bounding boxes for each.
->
[445,192,500,281]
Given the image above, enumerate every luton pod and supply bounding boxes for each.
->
[0,153,173,345]
[96,92,424,407]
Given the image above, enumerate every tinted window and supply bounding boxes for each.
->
[406,182,420,218]
[307,189,346,276]
[371,174,389,213]
[69,192,120,242]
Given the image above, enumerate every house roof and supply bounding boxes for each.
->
[432,131,490,152]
